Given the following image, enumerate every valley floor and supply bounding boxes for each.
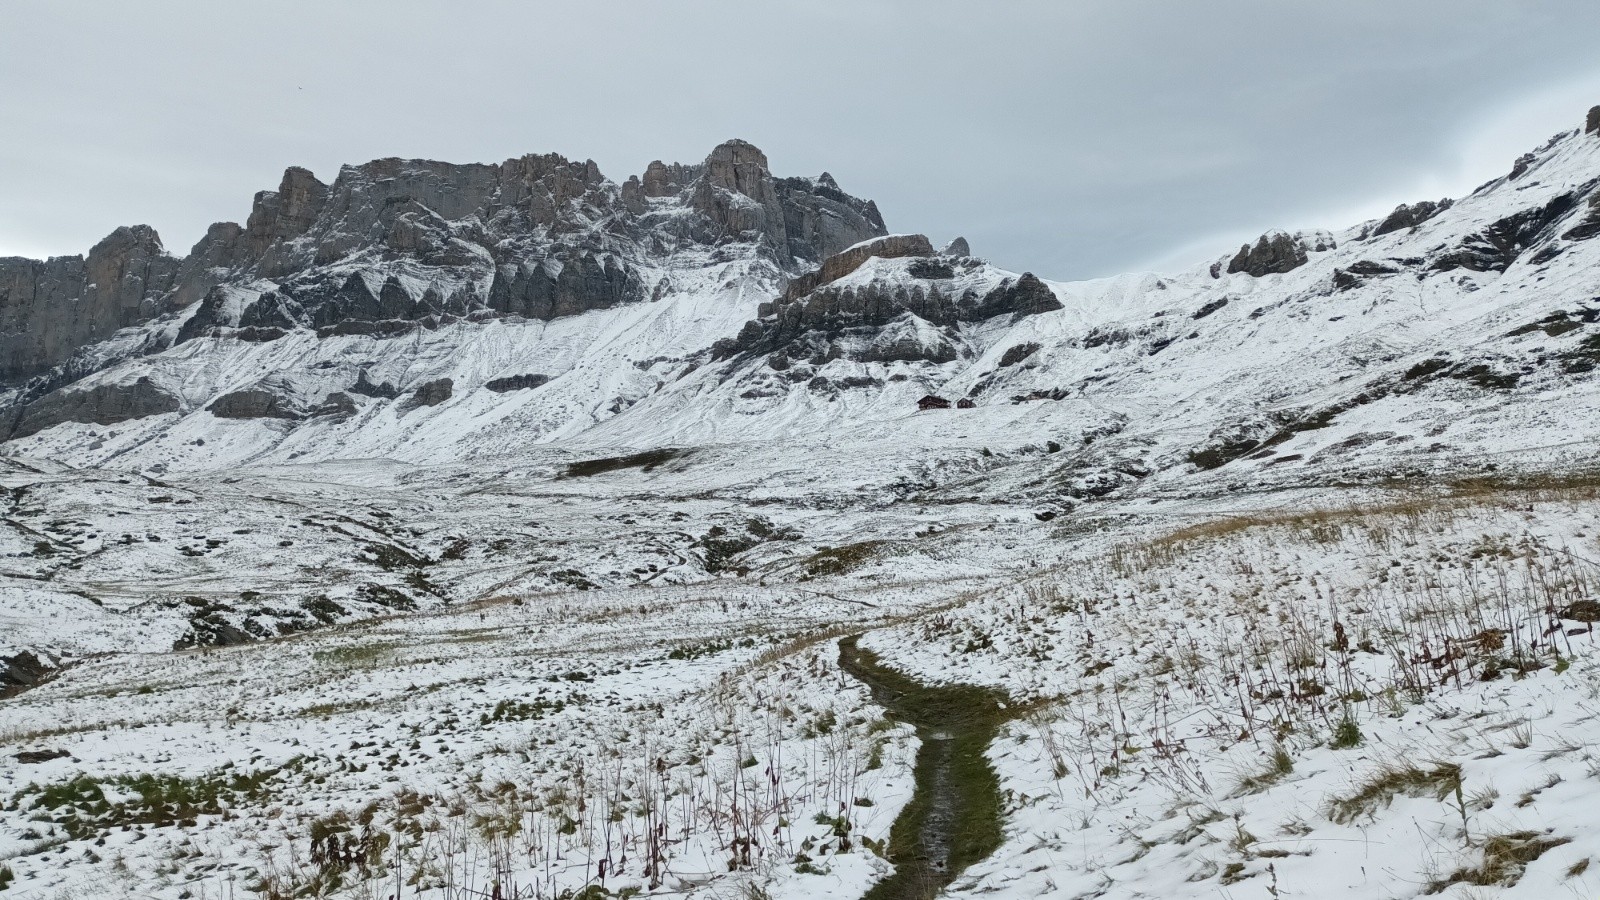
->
[3,472,1600,899]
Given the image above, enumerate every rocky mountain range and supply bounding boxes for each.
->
[0,138,885,437]
[4,109,1599,484]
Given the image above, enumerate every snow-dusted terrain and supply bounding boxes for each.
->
[3,111,1600,899]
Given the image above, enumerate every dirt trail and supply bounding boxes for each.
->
[837,635,1014,899]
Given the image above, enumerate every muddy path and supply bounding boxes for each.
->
[837,635,1016,900]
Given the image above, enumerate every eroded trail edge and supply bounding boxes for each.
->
[837,635,1017,900]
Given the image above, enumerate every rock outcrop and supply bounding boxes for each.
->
[400,378,454,410]
[1227,232,1309,277]
[1588,105,1600,136]
[1,651,54,699]
[1433,189,1587,272]
[1565,194,1600,242]
[9,376,180,439]
[485,373,550,392]
[779,234,936,304]
[209,389,301,420]
[1372,199,1452,237]
[716,247,1061,363]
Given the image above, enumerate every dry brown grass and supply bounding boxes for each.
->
[1426,831,1571,893]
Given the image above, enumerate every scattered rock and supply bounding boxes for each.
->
[15,749,70,764]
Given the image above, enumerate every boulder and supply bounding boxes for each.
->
[1,651,54,698]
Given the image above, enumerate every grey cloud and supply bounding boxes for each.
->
[2,1,1599,278]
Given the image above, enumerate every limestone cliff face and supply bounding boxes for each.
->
[0,140,887,392]
[0,226,180,382]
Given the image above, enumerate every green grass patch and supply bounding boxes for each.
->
[803,541,888,578]
[15,764,296,840]
[312,642,397,668]
[564,448,689,478]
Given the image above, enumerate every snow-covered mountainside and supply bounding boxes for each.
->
[7,118,1600,485]
[3,109,1600,900]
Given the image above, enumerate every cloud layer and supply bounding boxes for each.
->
[3,1,1599,279]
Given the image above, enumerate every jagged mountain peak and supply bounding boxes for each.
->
[0,138,890,403]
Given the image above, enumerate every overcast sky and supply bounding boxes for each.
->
[4,1,1600,280]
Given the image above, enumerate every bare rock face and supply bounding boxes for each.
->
[400,377,454,410]
[1587,105,1600,136]
[1227,232,1309,277]
[941,237,971,257]
[209,389,301,420]
[0,225,180,382]
[687,141,886,264]
[7,376,179,439]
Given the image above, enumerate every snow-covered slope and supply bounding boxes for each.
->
[4,108,1600,900]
